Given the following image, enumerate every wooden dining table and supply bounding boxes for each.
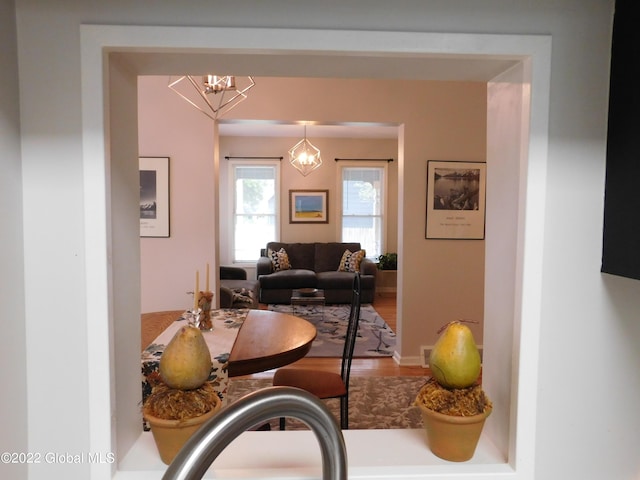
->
[227,309,317,377]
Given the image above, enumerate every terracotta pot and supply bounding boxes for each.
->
[144,397,222,465]
[418,404,492,462]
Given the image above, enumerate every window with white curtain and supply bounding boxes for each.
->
[340,166,385,259]
[232,162,279,263]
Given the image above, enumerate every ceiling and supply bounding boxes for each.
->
[158,53,521,139]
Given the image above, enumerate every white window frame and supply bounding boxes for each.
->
[229,159,281,264]
[338,162,388,260]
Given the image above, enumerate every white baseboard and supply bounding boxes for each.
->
[391,351,424,367]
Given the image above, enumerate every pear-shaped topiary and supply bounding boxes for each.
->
[429,320,481,389]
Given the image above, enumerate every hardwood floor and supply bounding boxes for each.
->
[244,292,431,380]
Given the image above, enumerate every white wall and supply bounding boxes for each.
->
[0,1,28,479]
[484,62,528,461]
[14,0,93,473]
[8,1,640,480]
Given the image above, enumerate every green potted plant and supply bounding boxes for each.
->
[143,324,221,465]
[377,252,398,270]
[414,320,492,462]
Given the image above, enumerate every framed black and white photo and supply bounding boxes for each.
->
[139,156,170,237]
[425,160,486,240]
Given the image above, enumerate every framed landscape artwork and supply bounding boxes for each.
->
[139,156,170,237]
[289,189,329,224]
[425,160,486,240]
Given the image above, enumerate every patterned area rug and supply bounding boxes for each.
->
[226,376,429,430]
[268,304,396,357]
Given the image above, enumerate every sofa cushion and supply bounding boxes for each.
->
[259,269,317,289]
[267,247,291,272]
[314,242,361,272]
[266,242,315,270]
[338,249,366,272]
[316,271,357,290]
[318,271,377,292]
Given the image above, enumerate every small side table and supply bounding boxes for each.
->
[291,289,325,320]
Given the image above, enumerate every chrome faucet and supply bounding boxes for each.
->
[162,386,348,480]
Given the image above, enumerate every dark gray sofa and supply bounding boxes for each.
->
[257,242,377,304]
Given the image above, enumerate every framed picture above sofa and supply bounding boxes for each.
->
[289,189,329,224]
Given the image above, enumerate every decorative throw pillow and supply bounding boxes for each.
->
[268,248,291,272]
[338,249,366,273]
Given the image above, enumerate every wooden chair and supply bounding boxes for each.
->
[273,272,362,430]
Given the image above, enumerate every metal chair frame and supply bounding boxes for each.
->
[277,272,362,430]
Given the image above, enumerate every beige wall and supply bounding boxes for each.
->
[218,134,399,266]
[139,75,486,355]
[138,76,216,313]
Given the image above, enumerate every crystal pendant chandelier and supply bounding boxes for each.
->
[168,75,255,120]
[288,124,322,176]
